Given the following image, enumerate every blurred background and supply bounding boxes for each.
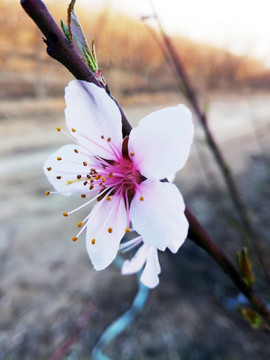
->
[1,0,270,359]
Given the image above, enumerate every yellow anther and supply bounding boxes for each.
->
[71,128,76,132]
[57,157,62,161]
[107,137,111,142]
[102,178,106,183]
[106,196,111,201]
[125,227,130,233]
[95,175,101,180]
[81,194,86,198]
[83,161,87,166]
[77,175,82,179]
[83,181,88,186]
[130,152,134,156]
[45,191,50,196]
[91,238,96,244]
[56,176,62,180]
[109,173,113,177]
[108,227,113,233]
[90,178,94,183]
[74,149,78,153]
[47,167,52,171]
[139,196,144,201]
[72,236,78,242]
[101,135,104,139]
[77,222,83,227]
[89,185,94,190]
[63,212,68,217]
[56,126,61,132]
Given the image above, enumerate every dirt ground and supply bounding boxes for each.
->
[0,91,270,360]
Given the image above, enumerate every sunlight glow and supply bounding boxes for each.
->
[80,0,270,65]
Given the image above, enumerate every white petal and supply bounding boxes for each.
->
[86,195,126,270]
[140,247,161,288]
[121,244,148,275]
[43,144,93,195]
[121,244,161,288]
[128,105,194,179]
[65,80,123,159]
[130,179,189,253]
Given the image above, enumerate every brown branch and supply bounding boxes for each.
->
[20,0,270,326]
[21,0,99,84]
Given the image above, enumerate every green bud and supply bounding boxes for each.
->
[66,0,106,87]
[237,306,265,329]
[236,247,254,287]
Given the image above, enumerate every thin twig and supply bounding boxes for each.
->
[145,3,270,281]
[48,299,96,360]
[20,0,270,325]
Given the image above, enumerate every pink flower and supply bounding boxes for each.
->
[44,80,194,284]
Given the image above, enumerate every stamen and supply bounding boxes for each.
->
[66,187,110,215]
[74,129,116,157]
[91,238,96,244]
[83,161,87,166]
[71,128,76,132]
[81,194,86,198]
[45,191,50,196]
[108,227,113,233]
[47,167,52,171]
[56,176,62,179]
[74,149,78,153]
[119,235,143,253]
[130,152,134,156]
[63,212,68,217]
[56,126,61,132]
[139,196,144,201]
[57,157,62,161]
[125,227,130,233]
[77,222,83,227]
[72,236,78,242]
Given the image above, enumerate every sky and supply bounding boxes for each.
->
[79,0,270,66]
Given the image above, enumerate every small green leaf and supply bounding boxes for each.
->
[237,306,265,329]
[66,0,106,87]
[67,0,91,62]
[61,20,71,42]
[236,247,254,287]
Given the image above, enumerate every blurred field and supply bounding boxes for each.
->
[1,1,270,359]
